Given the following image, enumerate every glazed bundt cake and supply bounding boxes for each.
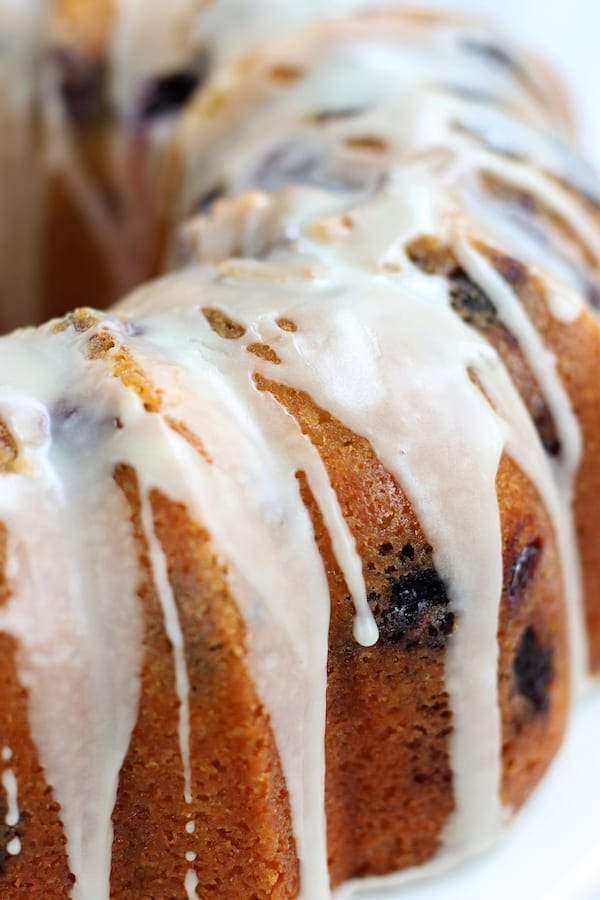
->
[1,5,600,900]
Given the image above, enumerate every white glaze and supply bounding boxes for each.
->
[184,867,200,899]
[140,491,194,805]
[1,768,19,827]
[6,836,21,856]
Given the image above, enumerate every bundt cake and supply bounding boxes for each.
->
[0,5,599,900]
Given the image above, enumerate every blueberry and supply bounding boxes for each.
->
[372,567,453,649]
[448,271,497,325]
[513,626,553,712]
[138,56,210,121]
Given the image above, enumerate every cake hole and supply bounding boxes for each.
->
[201,307,246,339]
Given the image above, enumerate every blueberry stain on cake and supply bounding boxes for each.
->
[448,270,498,326]
[368,544,454,650]
[513,626,554,712]
[138,55,211,122]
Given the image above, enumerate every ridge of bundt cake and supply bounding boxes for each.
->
[0,5,600,900]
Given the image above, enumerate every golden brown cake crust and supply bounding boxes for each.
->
[111,466,300,899]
